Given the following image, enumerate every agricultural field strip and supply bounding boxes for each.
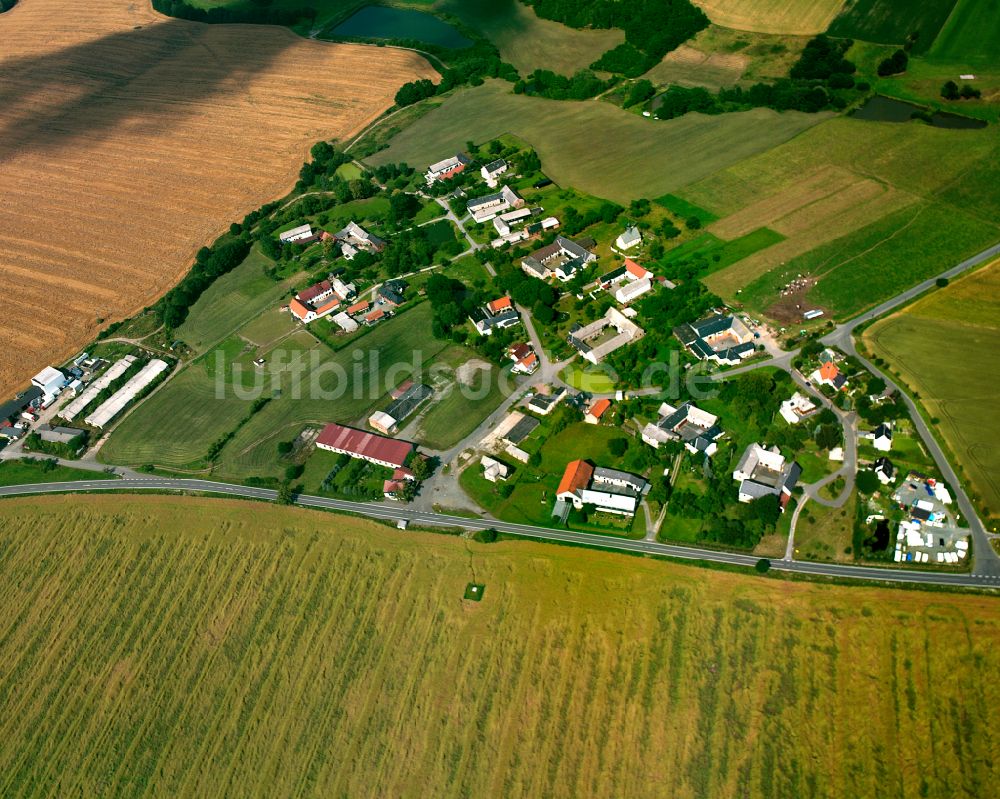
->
[0,478,996,588]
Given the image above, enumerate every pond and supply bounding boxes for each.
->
[851,95,987,130]
[333,5,471,49]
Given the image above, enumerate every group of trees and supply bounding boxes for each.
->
[394,42,517,107]
[941,80,981,100]
[877,49,909,77]
[0,0,18,13]
[525,0,709,77]
[514,69,617,101]
[151,0,316,26]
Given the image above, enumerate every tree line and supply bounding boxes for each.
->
[151,0,316,26]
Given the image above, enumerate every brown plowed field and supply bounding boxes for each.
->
[0,0,435,396]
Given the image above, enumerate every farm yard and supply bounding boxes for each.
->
[863,260,1000,524]
[367,80,831,205]
[691,0,846,35]
[0,0,435,398]
[0,495,999,798]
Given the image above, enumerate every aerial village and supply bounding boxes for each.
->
[0,135,970,568]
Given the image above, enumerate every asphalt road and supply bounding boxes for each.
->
[2,476,998,590]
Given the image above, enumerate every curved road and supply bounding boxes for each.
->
[1,476,998,589]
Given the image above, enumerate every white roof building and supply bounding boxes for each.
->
[481,455,511,483]
[615,226,641,251]
[278,224,315,243]
[614,275,651,305]
[779,392,817,425]
[32,366,66,394]
[84,359,168,428]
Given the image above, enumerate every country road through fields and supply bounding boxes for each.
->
[0,477,998,590]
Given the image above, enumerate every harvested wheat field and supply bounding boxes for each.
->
[0,0,434,396]
[692,0,846,35]
[1,494,999,798]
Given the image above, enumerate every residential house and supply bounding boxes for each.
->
[641,401,723,456]
[425,153,470,184]
[334,221,386,259]
[732,443,800,507]
[556,460,648,516]
[508,343,539,375]
[527,388,565,416]
[332,278,356,299]
[568,307,645,365]
[289,278,342,324]
[481,455,511,483]
[872,422,892,452]
[585,398,611,425]
[278,224,317,244]
[467,185,523,223]
[810,360,848,391]
[481,158,508,188]
[520,236,596,281]
[674,314,756,366]
[492,207,534,237]
[346,299,370,317]
[471,297,521,336]
[615,226,641,251]
[364,307,386,325]
[779,392,817,425]
[874,456,895,485]
[378,279,407,308]
[316,422,414,469]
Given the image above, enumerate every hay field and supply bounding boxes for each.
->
[0,0,435,398]
[691,0,846,34]
[368,80,829,204]
[864,260,1000,521]
[1,494,999,798]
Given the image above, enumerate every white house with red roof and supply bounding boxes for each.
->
[316,422,414,469]
[425,153,470,185]
[289,279,344,323]
[585,398,611,424]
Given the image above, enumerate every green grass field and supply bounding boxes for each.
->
[176,245,293,353]
[864,260,1000,523]
[677,116,1000,318]
[0,460,117,486]
[735,201,999,317]
[827,0,957,51]
[2,494,999,797]
[928,0,1000,65]
[415,360,511,450]
[368,81,830,204]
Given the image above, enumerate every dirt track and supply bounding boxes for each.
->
[0,0,435,395]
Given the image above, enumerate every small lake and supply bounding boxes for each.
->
[333,6,471,49]
[852,95,987,130]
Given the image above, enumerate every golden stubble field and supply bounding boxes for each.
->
[0,0,435,396]
[692,0,846,35]
[0,494,998,798]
